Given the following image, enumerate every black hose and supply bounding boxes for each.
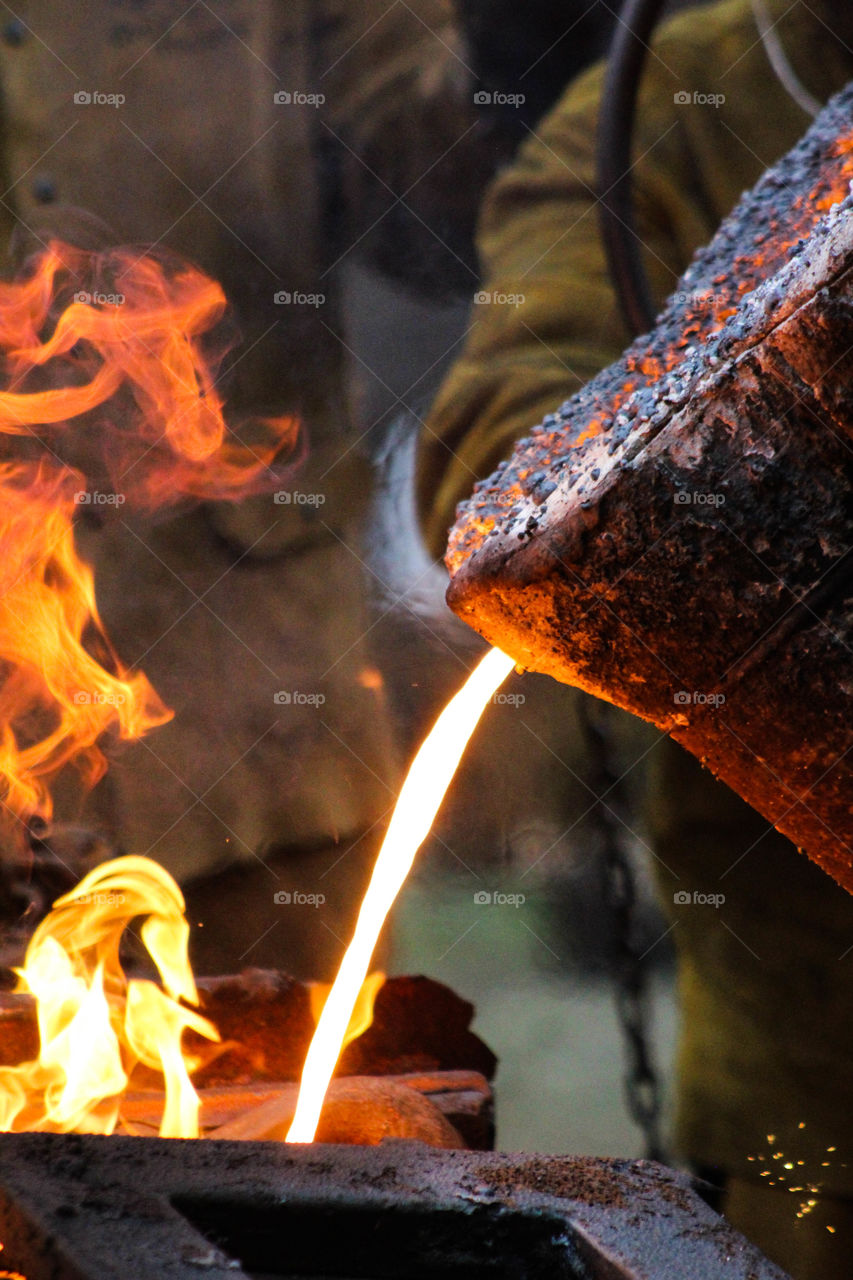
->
[596,0,669,337]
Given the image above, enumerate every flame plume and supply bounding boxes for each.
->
[0,459,170,824]
[0,240,297,833]
[0,855,219,1137]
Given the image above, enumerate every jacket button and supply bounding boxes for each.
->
[2,19,26,46]
[32,176,57,203]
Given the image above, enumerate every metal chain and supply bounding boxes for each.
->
[577,694,666,1163]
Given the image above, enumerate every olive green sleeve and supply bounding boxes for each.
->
[418,0,822,559]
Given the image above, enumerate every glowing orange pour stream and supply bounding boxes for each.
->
[286,645,516,1143]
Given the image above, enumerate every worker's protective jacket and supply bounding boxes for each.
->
[0,0,486,975]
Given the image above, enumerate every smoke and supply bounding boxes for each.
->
[366,411,479,651]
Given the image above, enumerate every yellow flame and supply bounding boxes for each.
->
[309,970,385,1054]
[0,855,218,1136]
[286,646,516,1143]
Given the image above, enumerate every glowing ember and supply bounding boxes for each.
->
[0,240,296,838]
[286,645,516,1143]
[0,856,218,1137]
[0,1241,25,1280]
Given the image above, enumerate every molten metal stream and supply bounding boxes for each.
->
[286,645,516,1143]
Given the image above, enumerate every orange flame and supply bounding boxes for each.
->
[0,241,298,504]
[0,856,219,1137]
[0,461,169,822]
[0,240,297,832]
[286,646,515,1143]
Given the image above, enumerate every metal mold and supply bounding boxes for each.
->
[0,1133,790,1279]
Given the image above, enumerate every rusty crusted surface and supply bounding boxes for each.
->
[446,85,853,889]
[447,88,853,574]
[0,1133,791,1279]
